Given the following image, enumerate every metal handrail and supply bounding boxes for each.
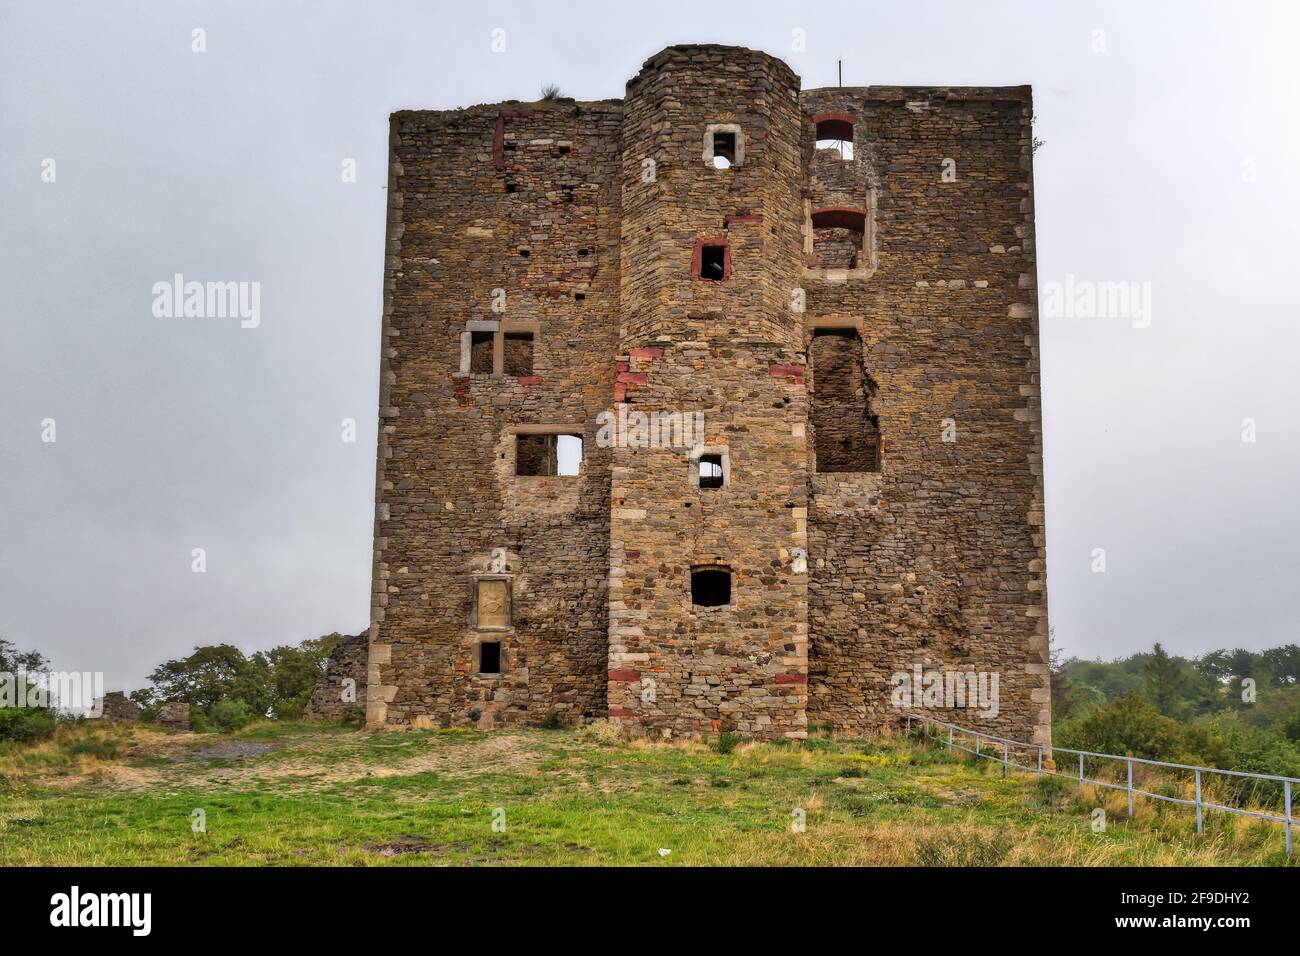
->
[904,713,1296,857]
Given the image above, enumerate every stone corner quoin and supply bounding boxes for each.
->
[362,43,1050,745]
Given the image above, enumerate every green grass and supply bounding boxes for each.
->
[0,721,1292,866]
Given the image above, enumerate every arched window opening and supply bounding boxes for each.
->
[814,113,855,161]
[810,206,867,271]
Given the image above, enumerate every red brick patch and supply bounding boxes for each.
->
[768,363,806,379]
[628,347,664,360]
[609,708,636,718]
[617,371,648,384]
[773,673,807,684]
[608,670,641,682]
[516,375,543,385]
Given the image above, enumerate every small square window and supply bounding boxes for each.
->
[691,567,731,607]
[703,124,743,169]
[516,434,555,476]
[479,641,502,675]
[700,245,726,281]
[503,331,534,375]
[469,331,495,373]
[699,454,723,489]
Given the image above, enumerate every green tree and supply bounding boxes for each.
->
[140,644,272,718]
[0,636,48,674]
[130,633,342,726]
[1144,642,1187,717]
[259,633,340,719]
[0,636,55,743]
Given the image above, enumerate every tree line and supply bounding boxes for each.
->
[1052,638,1300,779]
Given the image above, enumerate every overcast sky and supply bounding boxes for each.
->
[2,0,1297,691]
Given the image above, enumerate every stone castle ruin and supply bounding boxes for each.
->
[365,44,1050,743]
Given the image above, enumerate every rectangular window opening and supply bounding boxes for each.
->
[700,244,727,281]
[691,567,732,607]
[698,454,724,489]
[503,331,534,376]
[516,433,582,477]
[469,331,495,373]
[479,641,502,675]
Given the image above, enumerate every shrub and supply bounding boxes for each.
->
[1056,694,1201,762]
[580,719,623,746]
[714,732,740,755]
[209,699,256,733]
[0,707,57,744]
[65,732,122,760]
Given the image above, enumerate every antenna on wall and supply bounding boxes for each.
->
[838,59,842,87]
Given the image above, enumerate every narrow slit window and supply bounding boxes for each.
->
[698,454,724,489]
[479,641,502,674]
[503,331,534,376]
[469,331,495,373]
[711,132,736,168]
[691,567,732,607]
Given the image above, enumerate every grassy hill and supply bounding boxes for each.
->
[0,721,1292,866]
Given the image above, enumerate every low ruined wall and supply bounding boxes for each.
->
[304,633,369,719]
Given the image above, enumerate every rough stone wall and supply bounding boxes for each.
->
[368,47,1049,743]
[367,99,622,729]
[93,691,140,723]
[800,87,1049,744]
[155,701,190,730]
[304,633,368,719]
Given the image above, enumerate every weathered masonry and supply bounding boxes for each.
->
[367,44,1050,744]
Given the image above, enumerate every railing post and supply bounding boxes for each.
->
[1036,745,1042,782]
[974,732,980,758]
[1286,780,1293,858]
[906,714,911,736]
[1078,752,1084,788]
[1002,741,1008,778]
[947,725,953,754]
[1127,758,1134,818]
[1195,770,1203,835]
